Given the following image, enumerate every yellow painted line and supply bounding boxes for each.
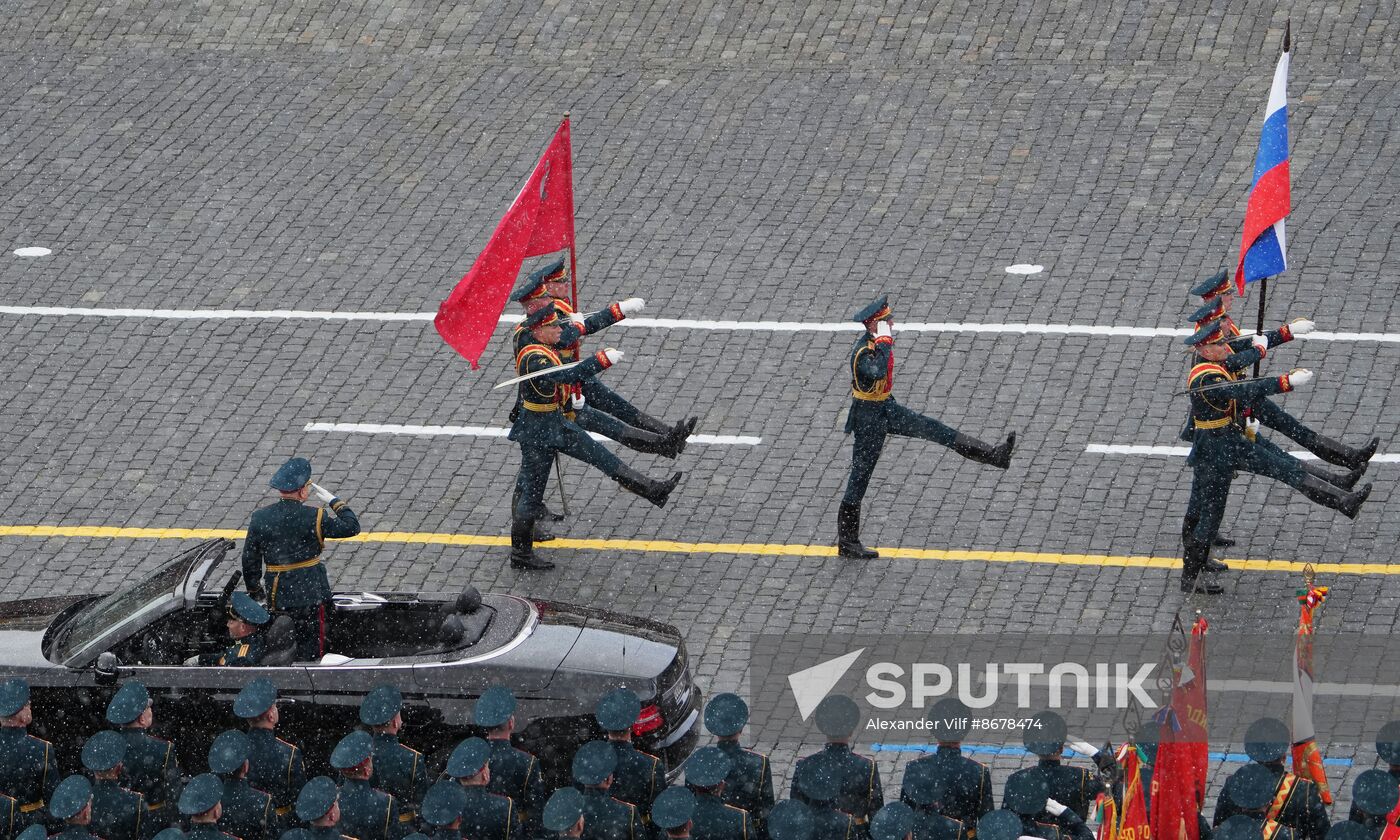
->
[0,525,1393,576]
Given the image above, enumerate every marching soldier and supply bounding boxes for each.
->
[1346,771,1397,836]
[683,748,748,840]
[508,303,681,571]
[360,686,425,827]
[295,778,352,840]
[1217,766,1298,840]
[235,680,306,822]
[766,801,820,840]
[572,741,637,840]
[901,774,962,840]
[445,738,518,840]
[242,457,360,660]
[208,730,277,840]
[419,781,466,840]
[1213,719,1329,840]
[473,687,545,836]
[1350,723,1400,824]
[1005,712,1106,823]
[80,732,143,840]
[1181,322,1370,593]
[704,694,773,834]
[652,788,697,840]
[198,593,271,666]
[592,689,666,821]
[50,777,101,840]
[0,679,59,830]
[106,681,181,833]
[542,788,587,840]
[1001,774,1090,840]
[791,696,882,831]
[838,296,1015,559]
[331,732,403,840]
[899,700,993,830]
[179,775,238,840]
[870,804,917,840]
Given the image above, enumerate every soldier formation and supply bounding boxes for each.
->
[2,677,1397,840]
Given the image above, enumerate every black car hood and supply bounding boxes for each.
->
[0,596,84,670]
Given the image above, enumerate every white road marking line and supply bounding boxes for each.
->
[304,422,762,445]
[1086,443,1400,462]
[1,305,1399,343]
[1004,264,1044,275]
[12,247,52,257]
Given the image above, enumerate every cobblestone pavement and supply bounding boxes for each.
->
[3,0,1399,815]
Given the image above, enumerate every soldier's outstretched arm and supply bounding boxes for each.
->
[526,349,618,385]
[572,298,644,336]
[320,500,360,539]
[1190,369,1309,403]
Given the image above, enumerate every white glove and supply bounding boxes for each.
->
[1045,799,1067,817]
[572,389,585,409]
[569,312,586,326]
[1290,318,1316,336]
[1245,418,1261,436]
[308,483,336,505]
[1068,739,1099,756]
[618,297,645,316]
[1251,334,1268,353]
[602,348,624,365]
[875,321,893,339]
[1287,368,1314,390]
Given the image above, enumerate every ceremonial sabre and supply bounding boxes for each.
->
[493,361,583,389]
[1173,376,1278,397]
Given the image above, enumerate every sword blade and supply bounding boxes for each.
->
[493,360,584,389]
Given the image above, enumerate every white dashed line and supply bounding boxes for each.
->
[1086,444,1400,462]
[12,247,52,257]
[304,422,762,445]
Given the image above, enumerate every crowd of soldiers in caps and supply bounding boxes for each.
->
[0,675,1397,840]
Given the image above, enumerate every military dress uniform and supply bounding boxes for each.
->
[0,694,58,829]
[1213,721,1329,840]
[792,745,883,831]
[838,297,1014,560]
[1342,770,1397,837]
[1002,773,1091,840]
[900,751,993,833]
[81,731,144,840]
[420,780,465,840]
[593,690,666,822]
[331,733,403,840]
[201,593,272,667]
[235,681,306,823]
[210,730,278,840]
[104,682,181,833]
[443,739,519,840]
[294,778,353,840]
[472,687,544,837]
[793,767,856,840]
[179,775,240,840]
[1007,713,1107,824]
[685,748,749,840]
[900,767,963,840]
[541,788,586,839]
[50,777,100,840]
[573,742,636,840]
[704,694,773,834]
[361,686,425,828]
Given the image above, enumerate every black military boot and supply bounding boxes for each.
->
[613,467,683,507]
[1181,539,1224,595]
[951,432,1016,469]
[1302,461,1366,491]
[837,503,878,560]
[509,519,555,571]
[512,488,556,540]
[630,411,676,436]
[615,424,682,458]
[1309,435,1380,470]
[1183,514,1234,553]
[1296,475,1372,519]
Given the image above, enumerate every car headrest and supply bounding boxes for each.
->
[439,614,466,647]
[261,615,296,665]
[455,587,483,615]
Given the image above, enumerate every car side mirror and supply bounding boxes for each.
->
[95,652,121,685]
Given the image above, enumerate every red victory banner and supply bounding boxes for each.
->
[1150,618,1209,840]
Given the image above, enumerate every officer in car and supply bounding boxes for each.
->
[593,689,666,822]
[81,731,143,840]
[445,738,519,840]
[543,788,587,839]
[50,776,101,840]
[652,787,697,840]
[684,747,749,840]
[0,679,60,830]
[420,780,467,840]
[296,778,352,840]
[106,681,181,832]
[474,686,546,838]
[180,774,239,840]
[209,730,277,840]
[573,741,636,840]
[234,680,306,822]
[331,732,403,840]
[360,686,425,828]
[242,457,361,661]
[792,696,883,830]
[199,593,271,667]
[705,694,773,835]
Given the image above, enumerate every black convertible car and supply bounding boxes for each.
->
[0,538,700,784]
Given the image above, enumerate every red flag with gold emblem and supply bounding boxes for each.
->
[1101,743,1151,840]
[1150,619,1209,840]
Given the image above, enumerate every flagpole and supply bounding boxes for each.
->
[1251,21,1289,379]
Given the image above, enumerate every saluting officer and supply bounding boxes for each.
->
[792,772,857,840]
[572,742,636,840]
[180,775,238,840]
[791,696,883,831]
[419,780,466,840]
[704,695,773,834]
[208,730,277,840]
[331,731,403,840]
[1345,771,1396,836]
[1218,766,1299,840]
[0,679,59,830]
[106,681,181,832]
[242,457,360,660]
[296,778,353,840]
[444,738,518,840]
[200,593,271,666]
[1005,713,1106,822]
[838,296,1016,559]
[1214,720,1329,840]
[899,700,992,831]
[684,748,748,840]
[360,686,425,828]
[1350,723,1400,825]
[592,689,666,821]
[766,801,820,840]
[870,804,917,840]
[235,680,306,822]
[50,777,101,840]
[901,774,962,840]
[542,788,587,840]
[1001,774,1090,840]
[80,732,143,840]
[473,687,545,837]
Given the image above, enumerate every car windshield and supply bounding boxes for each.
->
[49,554,193,663]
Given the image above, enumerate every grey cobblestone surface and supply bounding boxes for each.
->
[1,0,1398,819]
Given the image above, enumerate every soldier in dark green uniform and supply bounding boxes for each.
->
[50,777,101,840]
[80,732,143,840]
[683,748,748,840]
[360,686,425,830]
[794,771,857,840]
[899,700,992,832]
[444,738,518,840]
[1214,720,1329,840]
[542,788,587,839]
[972,812,1021,840]
[331,731,403,840]
[1349,723,1400,825]
[473,687,545,837]
[838,297,1016,559]
[870,803,916,840]
[1218,766,1299,840]
[296,778,353,840]
[235,680,306,824]
[106,681,181,834]
[180,775,238,840]
[1005,712,1106,824]
[420,780,466,840]
[1344,771,1395,836]
[208,730,277,840]
[1001,774,1091,840]
[0,679,58,830]
[15,824,45,840]
[508,304,682,570]
[901,772,962,840]
[791,696,882,831]
[198,593,270,667]
[767,801,819,840]
[703,694,772,836]
[652,788,696,840]
[592,689,666,822]
[242,457,360,660]
[572,741,636,840]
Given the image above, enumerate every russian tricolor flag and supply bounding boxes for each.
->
[1235,49,1291,293]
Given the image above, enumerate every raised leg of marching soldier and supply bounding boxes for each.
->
[572,403,689,458]
[555,423,682,507]
[1251,434,1367,489]
[1249,398,1379,471]
[1237,430,1372,518]
[581,378,697,440]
